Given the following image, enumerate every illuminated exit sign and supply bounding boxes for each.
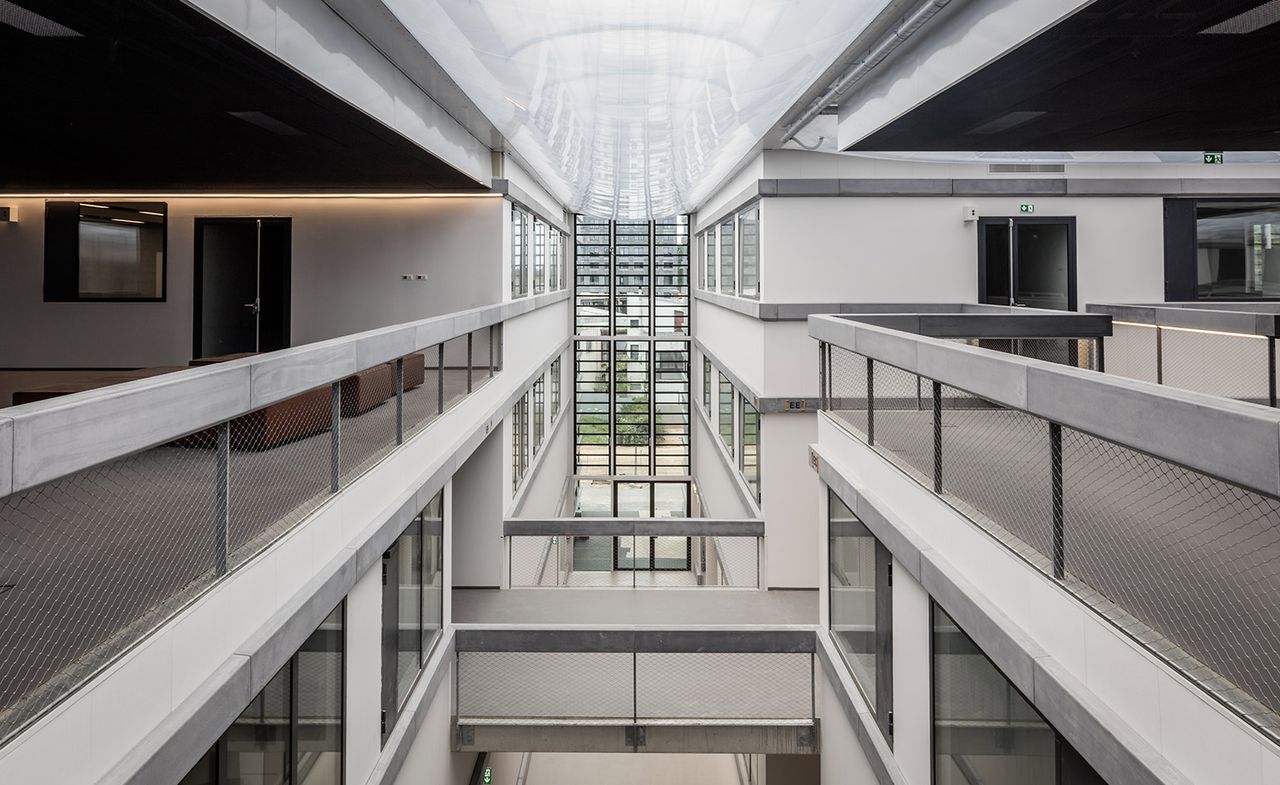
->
[1019,203,1035,214]
[1204,152,1224,165]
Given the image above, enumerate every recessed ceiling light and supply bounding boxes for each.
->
[1201,0,1280,34]
[0,0,81,36]
[227,111,304,136]
[966,111,1047,135]
[110,218,144,225]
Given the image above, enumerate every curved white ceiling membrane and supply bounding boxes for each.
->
[380,0,890,218]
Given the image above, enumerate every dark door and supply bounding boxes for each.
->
[979,217,1077,310]
[194,218,291,359]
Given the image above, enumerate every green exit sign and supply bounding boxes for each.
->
[1019,203,1035,214]
[1204,152,1225,165]
[483,767,493,784]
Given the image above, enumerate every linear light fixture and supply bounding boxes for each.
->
[1201,0,1280,34]
[80,203,110,209]
[109,218,145,225]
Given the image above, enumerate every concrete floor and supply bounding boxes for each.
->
[831,405,1280,729]
[0,369,480,741]
[453,587,818,626]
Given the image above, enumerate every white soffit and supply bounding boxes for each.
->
[380,0,890,218]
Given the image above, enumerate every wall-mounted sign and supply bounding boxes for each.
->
[1019,203,1035,214]
[1204,152,1225,165]
[483,767,493,784]
[783,399,808,411]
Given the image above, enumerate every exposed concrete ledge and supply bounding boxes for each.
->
[1088,302,1280,337]
[504,517,765,538]
[740,178,1280,202]
[454,627,816,653]
[491,179,570,235]
[814,632,911,785]
[457,722,818,754]
[97,336,570,785]
[810,435,1193,785]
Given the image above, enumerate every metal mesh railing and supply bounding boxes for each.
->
[1105,322,1276,406]
[457,647,813,724]
[0,323,503,744]
[823,342,1280,740]
[507,534,760,588]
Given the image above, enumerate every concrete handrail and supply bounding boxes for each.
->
[503,517,765,538]
[0,291,569,496]
[810,313,1280,499]
[1088,302,1280,337]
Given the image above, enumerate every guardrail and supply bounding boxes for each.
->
[454,627,815,727]
[0,291,567,746]
[811,311,1280,743]
[504,518,763,588]
[1089,302,1280,406]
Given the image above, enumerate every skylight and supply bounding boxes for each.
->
[381,0,890,218]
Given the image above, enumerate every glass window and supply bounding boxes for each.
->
[703,356,712,416]
[386,517,422,715]
[421,491,444,654]
[186,603,345,785]
[1195,201,1280,298]
[706,227,718,292]
[573,340,611,476]
[45,201,167,301]
[511,206,528,298]
[614,341,652,475]
[551,356,561,419]
[719,373,734,456]
[829,491,884,718]
[512,392,529,490]
[534,219,547,295]
[295,603,344,785]
[741,395,760,502]
[933,604,1054,785]
[719,218,736,295]
[739,204,760,299]
[533,375,546,455]
[654,340,690,475]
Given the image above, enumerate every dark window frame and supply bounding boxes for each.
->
[44,200,170,303]
[1164,197,1280,301]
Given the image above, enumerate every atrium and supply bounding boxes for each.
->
[2,1,1280,784]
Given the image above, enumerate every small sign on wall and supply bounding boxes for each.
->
[783,399,808,412]
[1204,152,1225,165]
[1019,203,1035,214]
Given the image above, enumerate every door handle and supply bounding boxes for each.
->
[243,299,260,315]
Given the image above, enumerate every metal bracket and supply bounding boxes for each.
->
[625,725,647,749]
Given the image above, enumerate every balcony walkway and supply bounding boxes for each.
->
[454,587,817,626]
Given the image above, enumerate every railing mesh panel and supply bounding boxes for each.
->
[1103,323,1159,383]
[508,535,759,588]
[636,652,812,721]
[457,651,633,721]
[1161,328,1271,404]
[230,393,333,567]
[0,443,217,742]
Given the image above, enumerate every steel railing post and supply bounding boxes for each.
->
[1270,337,1277,408]
[467,333,474,394]
[1096,336,1106,373]
[215,421,230,576]
[932,380,943,493]
[818,341,828,409]
[1051,422,1065,579]
[489,326,496,377]
[866,357,875,446]
[1155,326,1164,385]
[437,343,446,415]
[330,382,341,492]
[395,358,404,445]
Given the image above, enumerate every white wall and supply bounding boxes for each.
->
[452,425,504,588]
[759,414,819,589]
[890,557,932,785]
[692,407,753,520]
[389,659,478,785]
[816,670,882,785]
[696,153,765,226]
[0,196,505,368]
[345,560,384,784]
[759,195,1164,306]
[514,376,573,517]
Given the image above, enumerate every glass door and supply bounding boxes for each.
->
[979,218,1076,310]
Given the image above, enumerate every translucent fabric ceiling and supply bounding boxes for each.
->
[381,0,890,218]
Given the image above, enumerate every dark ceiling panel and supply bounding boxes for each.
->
[848,0,1280,151]
[0,0,490,191]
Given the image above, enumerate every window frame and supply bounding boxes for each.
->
[44,200,169,302]
[511,205,529,299]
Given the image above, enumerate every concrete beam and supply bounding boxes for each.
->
[454,627,817,654]
[503,517,765,538]
[456,722,819,754]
